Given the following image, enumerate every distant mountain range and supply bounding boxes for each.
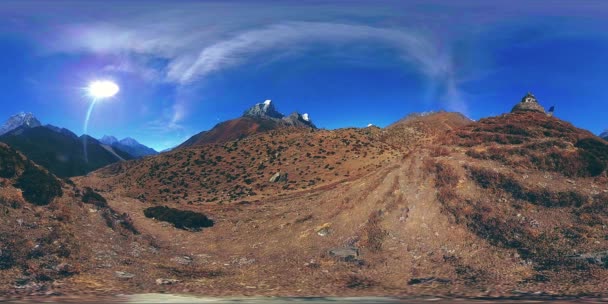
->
[0,112,154,177]
[99,135,158,158]
[178,99,315,149]
[601,130,608,140]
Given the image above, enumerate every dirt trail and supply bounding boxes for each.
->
[88,150,530,296]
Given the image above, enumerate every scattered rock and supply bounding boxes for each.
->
[171,255,193,265]
[269,171,288,183]
[328,247,359,262]
[571,251,608,267]
[231,257,256,266]
[316,223,331,236]
[115,271,135,279]
[156,278,180,285]
[55,263,77,275]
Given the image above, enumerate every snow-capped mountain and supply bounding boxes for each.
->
[242,99,315,128]
[600,130,608,140]
[99,135,158,158]
[178,100,316,149]
[0,112,41,136]
[243,99,284,119]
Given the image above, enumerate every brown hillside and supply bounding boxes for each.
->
[3,108,607,297]
[80,127,400,204]
[177,117,281,148]
[381,111,472,148]
[0,143,164,297]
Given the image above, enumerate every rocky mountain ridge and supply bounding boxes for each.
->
[100,135,158,158]
[0,112,41,136]
[178,99,315,149]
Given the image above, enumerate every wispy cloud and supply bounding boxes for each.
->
[51,20,464,116]
[9,1,605,125]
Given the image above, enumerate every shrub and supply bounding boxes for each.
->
[14,164,62,206]
[82,187,108,208]
[0,146,22,178]
[362,211,386,252]
[144,206,214,230]
[0,232,29,270]
[468,166,588,207]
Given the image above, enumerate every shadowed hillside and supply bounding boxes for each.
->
[0,127,133,177]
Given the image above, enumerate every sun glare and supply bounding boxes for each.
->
[87,80,119,99]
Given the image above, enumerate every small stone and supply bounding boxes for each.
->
[156,278,180,285]
[171,255,193,265]
[316,223,331,236]
[328,247,359,262]
[115,271,135,279]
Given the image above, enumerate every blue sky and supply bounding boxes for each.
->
[0,0,607,151]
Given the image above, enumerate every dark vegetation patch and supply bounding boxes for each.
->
[0,144,24,178]
[362,210,387,252]
[156,264,224,279]
[144,206,214,231]
[344,275,377,289]
[14,164,63,206]
[80,188,139,234]
[425,159,597,270]
[81,187,108,208]
[467,166,588,208]
[0,232,30,270]
[101,208,139,235]
[453,112,606,177]
[0,225,81,281]
[466,140,607,178]
[574,138,608,176]
[407,277,451,285]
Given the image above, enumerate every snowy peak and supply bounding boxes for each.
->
[242,99,315,128]
[243,99,284,119]
[100,135,119,145]
[0,112,42,136]
[98,135,158,158]
[601,130,608,140]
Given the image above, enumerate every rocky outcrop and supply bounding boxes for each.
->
[0,112,41,136]
[511,92,546,113]
[243,100,284,119]
[243,100,316,129]
[269,171,288,183]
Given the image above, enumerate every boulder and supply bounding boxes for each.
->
[328,247,359,262]
[269,172,288,183]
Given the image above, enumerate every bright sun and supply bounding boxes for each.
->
[87,80,119,99]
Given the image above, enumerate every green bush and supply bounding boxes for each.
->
[144,206,214,230]
[14,164,62,206]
